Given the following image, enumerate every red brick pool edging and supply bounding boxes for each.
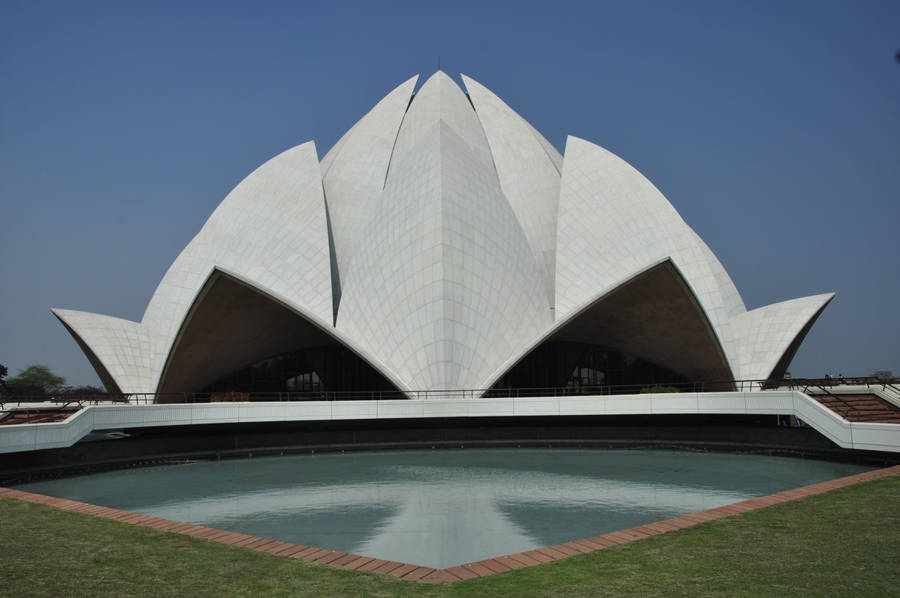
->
[2,464,898,584]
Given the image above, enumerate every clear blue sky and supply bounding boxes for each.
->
[2,0,898,386]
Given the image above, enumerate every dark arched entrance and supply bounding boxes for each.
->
[157,270,400,400]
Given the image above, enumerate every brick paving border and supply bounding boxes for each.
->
[2,464,898,584]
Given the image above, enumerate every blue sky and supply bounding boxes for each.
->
[2,0,898,386]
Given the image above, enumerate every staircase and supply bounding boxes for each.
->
[0,409,78,425]
[812,394,900,423]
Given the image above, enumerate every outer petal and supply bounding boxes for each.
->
[51,309,154,395]
[337,72,551,391]
[321,75,419,294]
[141,140,333,392]
[725,293,835,381]
[462,74,561,305]
[522,118,563,173]
[318,75,418,177]
[555,135,745,341]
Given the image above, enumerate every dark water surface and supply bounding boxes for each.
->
[16,449,871,568]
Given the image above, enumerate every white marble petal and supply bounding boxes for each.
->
[321,75,418,291]
[337,72,551,391]
[522,118,563,173]
[140,141,333,391]
[725,293,835,381]
[55,72,834,396]
[462,74,561,306]
[555,135,746,361]
[51,309,155,395]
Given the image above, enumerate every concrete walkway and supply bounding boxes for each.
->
[3,390,900,454]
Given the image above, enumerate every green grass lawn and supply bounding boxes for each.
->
[1,475,898,598]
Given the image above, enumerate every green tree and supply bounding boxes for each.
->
[56,385,107,397]
[0,363,7,383]
[6,365,66,396]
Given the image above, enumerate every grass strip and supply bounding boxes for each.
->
[0,475,897,597]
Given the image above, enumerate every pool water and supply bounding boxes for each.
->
[16,449,871,568]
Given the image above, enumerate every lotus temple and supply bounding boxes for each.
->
[3,71,897,462]
[51,71,834,398]
[2,72,898,580]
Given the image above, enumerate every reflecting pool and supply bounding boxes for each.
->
[16,449,871,568]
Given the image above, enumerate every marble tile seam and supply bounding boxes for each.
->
[1,464,896,583]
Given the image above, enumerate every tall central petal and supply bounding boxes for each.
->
[336,72,551,391]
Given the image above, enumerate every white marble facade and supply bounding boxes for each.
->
[53,72,834,396]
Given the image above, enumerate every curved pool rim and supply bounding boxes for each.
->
[2,413,899,485]
[6,446,890,572]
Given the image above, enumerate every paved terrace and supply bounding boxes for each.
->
[1,385,899,454]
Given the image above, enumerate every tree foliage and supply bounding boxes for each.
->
[6,365,67,396]
[56,385,107,397]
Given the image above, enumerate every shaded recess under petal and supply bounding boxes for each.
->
[483,259,733,391]
[141,140,333,392]
[157,270,401,397]
[555,135,745,339]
